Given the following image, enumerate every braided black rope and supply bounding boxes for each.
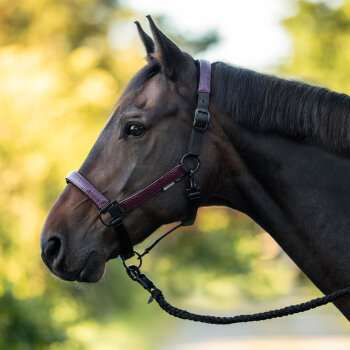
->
[150,286,350,324]
[124,226,350,324]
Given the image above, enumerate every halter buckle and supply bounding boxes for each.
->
[99,200,125,227]
[193,108,210,132]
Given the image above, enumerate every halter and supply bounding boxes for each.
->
[66,59,211,260]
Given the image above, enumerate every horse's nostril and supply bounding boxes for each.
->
[43,237,62,267]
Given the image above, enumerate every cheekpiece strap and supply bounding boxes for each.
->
[183,59,211,226]
[188,59,211,156]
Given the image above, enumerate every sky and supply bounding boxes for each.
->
[122,0,295,71]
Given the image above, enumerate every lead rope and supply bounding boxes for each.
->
[152,286,350,324]
[137,222,183,259]
[121,241,350,324]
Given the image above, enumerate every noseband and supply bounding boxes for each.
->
[66,59,211,260]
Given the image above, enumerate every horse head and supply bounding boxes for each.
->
[40,17,227,282]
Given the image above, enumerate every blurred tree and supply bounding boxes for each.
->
[0,0,133,346]
[0,0,219,348]
[0,288,71,350]
[155,15,219,55]
[281,0,350,94]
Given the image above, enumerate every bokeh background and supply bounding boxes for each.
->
[1,0,350,349]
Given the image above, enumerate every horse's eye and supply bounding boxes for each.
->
[125,123,145,138]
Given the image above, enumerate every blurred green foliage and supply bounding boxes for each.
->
[1,0,347,348]
[0,0,220,348]
[281,0,350,93]
[0,288,67,350]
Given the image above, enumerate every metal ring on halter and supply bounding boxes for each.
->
[121,250,142,270]
[181,153,200,174]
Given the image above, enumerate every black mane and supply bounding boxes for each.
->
[211,62,350,154]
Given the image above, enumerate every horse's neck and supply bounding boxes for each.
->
[218,123,350,319]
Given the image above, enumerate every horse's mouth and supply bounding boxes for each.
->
[76,251,106,283]
[43,250,106,283]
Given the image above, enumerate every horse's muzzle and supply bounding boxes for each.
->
[41,233,105,282]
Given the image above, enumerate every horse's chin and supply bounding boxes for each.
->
[76,251,106,283]
[51,251,106,283]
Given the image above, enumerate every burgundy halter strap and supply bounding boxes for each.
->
[66,59,211,260]
[66,164,186,213]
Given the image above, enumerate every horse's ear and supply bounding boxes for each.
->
[146,15,190,80]
[135,21,155,60]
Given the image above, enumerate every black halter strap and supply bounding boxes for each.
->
[181,59,211,226]
[188,60,211,156]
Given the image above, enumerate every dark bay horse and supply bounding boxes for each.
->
[41,17,350,321]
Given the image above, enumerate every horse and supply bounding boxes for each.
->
[40,16,350,321]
